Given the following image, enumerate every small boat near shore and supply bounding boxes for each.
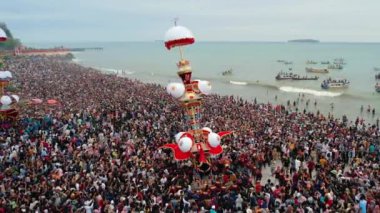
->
[222,68,233,76]
[374,67,380,71]
[328,64,343,70]
[376,73,380,80]
[321,78,350,89]
[275,72,318,80]
[306,60,318,64]
[229,80,248,86]
[376,83,380,93]
[277,60,292,65]
[321,61,330,65]
[306,67,329,73]
[334,58,346,65]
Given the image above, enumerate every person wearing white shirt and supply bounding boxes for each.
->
[84,200,94,213]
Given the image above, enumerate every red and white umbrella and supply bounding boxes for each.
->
[0,28,7,42]
[164,25,195,50]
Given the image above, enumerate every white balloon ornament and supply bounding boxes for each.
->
[4,71,12,78]
[175,132,186,143]
[166,83,185,98]
[208,132,221,148]
[178,137,193,153]
[0,28,6,41]
[0,96,12,106]
[198,80,212,95]
[0,72,6,79]
[11,95,19,102]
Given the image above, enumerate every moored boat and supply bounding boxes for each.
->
[321,61,330,64]
[306,67,329,73]
[222,69,233,76]
[276,72,318,80]
[376,73,380,80]
[328,64,343,70]
[321,78,350,89]
[276,72,295,80]
[306,60,318,64]
[376,83,380,92]
[334,58,346,65]
[374,67,380,71]
[292,76,319,80]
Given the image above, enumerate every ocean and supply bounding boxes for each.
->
[28,41,380,123]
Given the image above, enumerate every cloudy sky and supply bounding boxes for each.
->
[1,0,379,42]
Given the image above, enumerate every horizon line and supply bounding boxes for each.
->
[23,40,380,44]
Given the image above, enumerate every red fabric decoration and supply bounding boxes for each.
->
[198,145,207,163]
[165,38,194,50]
[209,145,223,155]
[160,144,191,160]
[217,131,233,138]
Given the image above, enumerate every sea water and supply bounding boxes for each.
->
[29,41,380,124]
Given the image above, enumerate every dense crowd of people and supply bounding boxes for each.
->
[0,56,379,212]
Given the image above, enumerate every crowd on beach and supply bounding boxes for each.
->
[0,55,379,212]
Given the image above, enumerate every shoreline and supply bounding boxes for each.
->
[71,59,379,126]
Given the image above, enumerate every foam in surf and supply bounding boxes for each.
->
[99,67,135,75]
[279,86,342,97]
[72,58,82,63]
[229,80,248,86]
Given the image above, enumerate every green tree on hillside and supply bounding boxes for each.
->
[0,22,21,50]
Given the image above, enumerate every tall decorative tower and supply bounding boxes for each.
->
[161,22,232,172]
[0,28,20,121]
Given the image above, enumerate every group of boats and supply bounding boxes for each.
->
[276,58,351,90]
[223,59,380,92]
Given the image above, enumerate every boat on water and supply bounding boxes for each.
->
[321,61,330,65]
[374,67,380,72]
[376,83,380,93]
[376,73,380,80]
[276,60,293,65]
[275,72,318,80]
[321,78,350,89]
[222,69,233,76]
[334,58,346,65]
[328,64,343,70]
[305,67,329,73]
[229,80,248,86]
[306,60,318,64]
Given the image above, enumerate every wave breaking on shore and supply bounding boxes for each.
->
[279,86,343,97]
[99,67,135,75]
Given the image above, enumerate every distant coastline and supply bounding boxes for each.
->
[288,39,320,43]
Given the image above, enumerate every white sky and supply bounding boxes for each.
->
[1,0,380,42]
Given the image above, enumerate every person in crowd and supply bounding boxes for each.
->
[0,55,378,212]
